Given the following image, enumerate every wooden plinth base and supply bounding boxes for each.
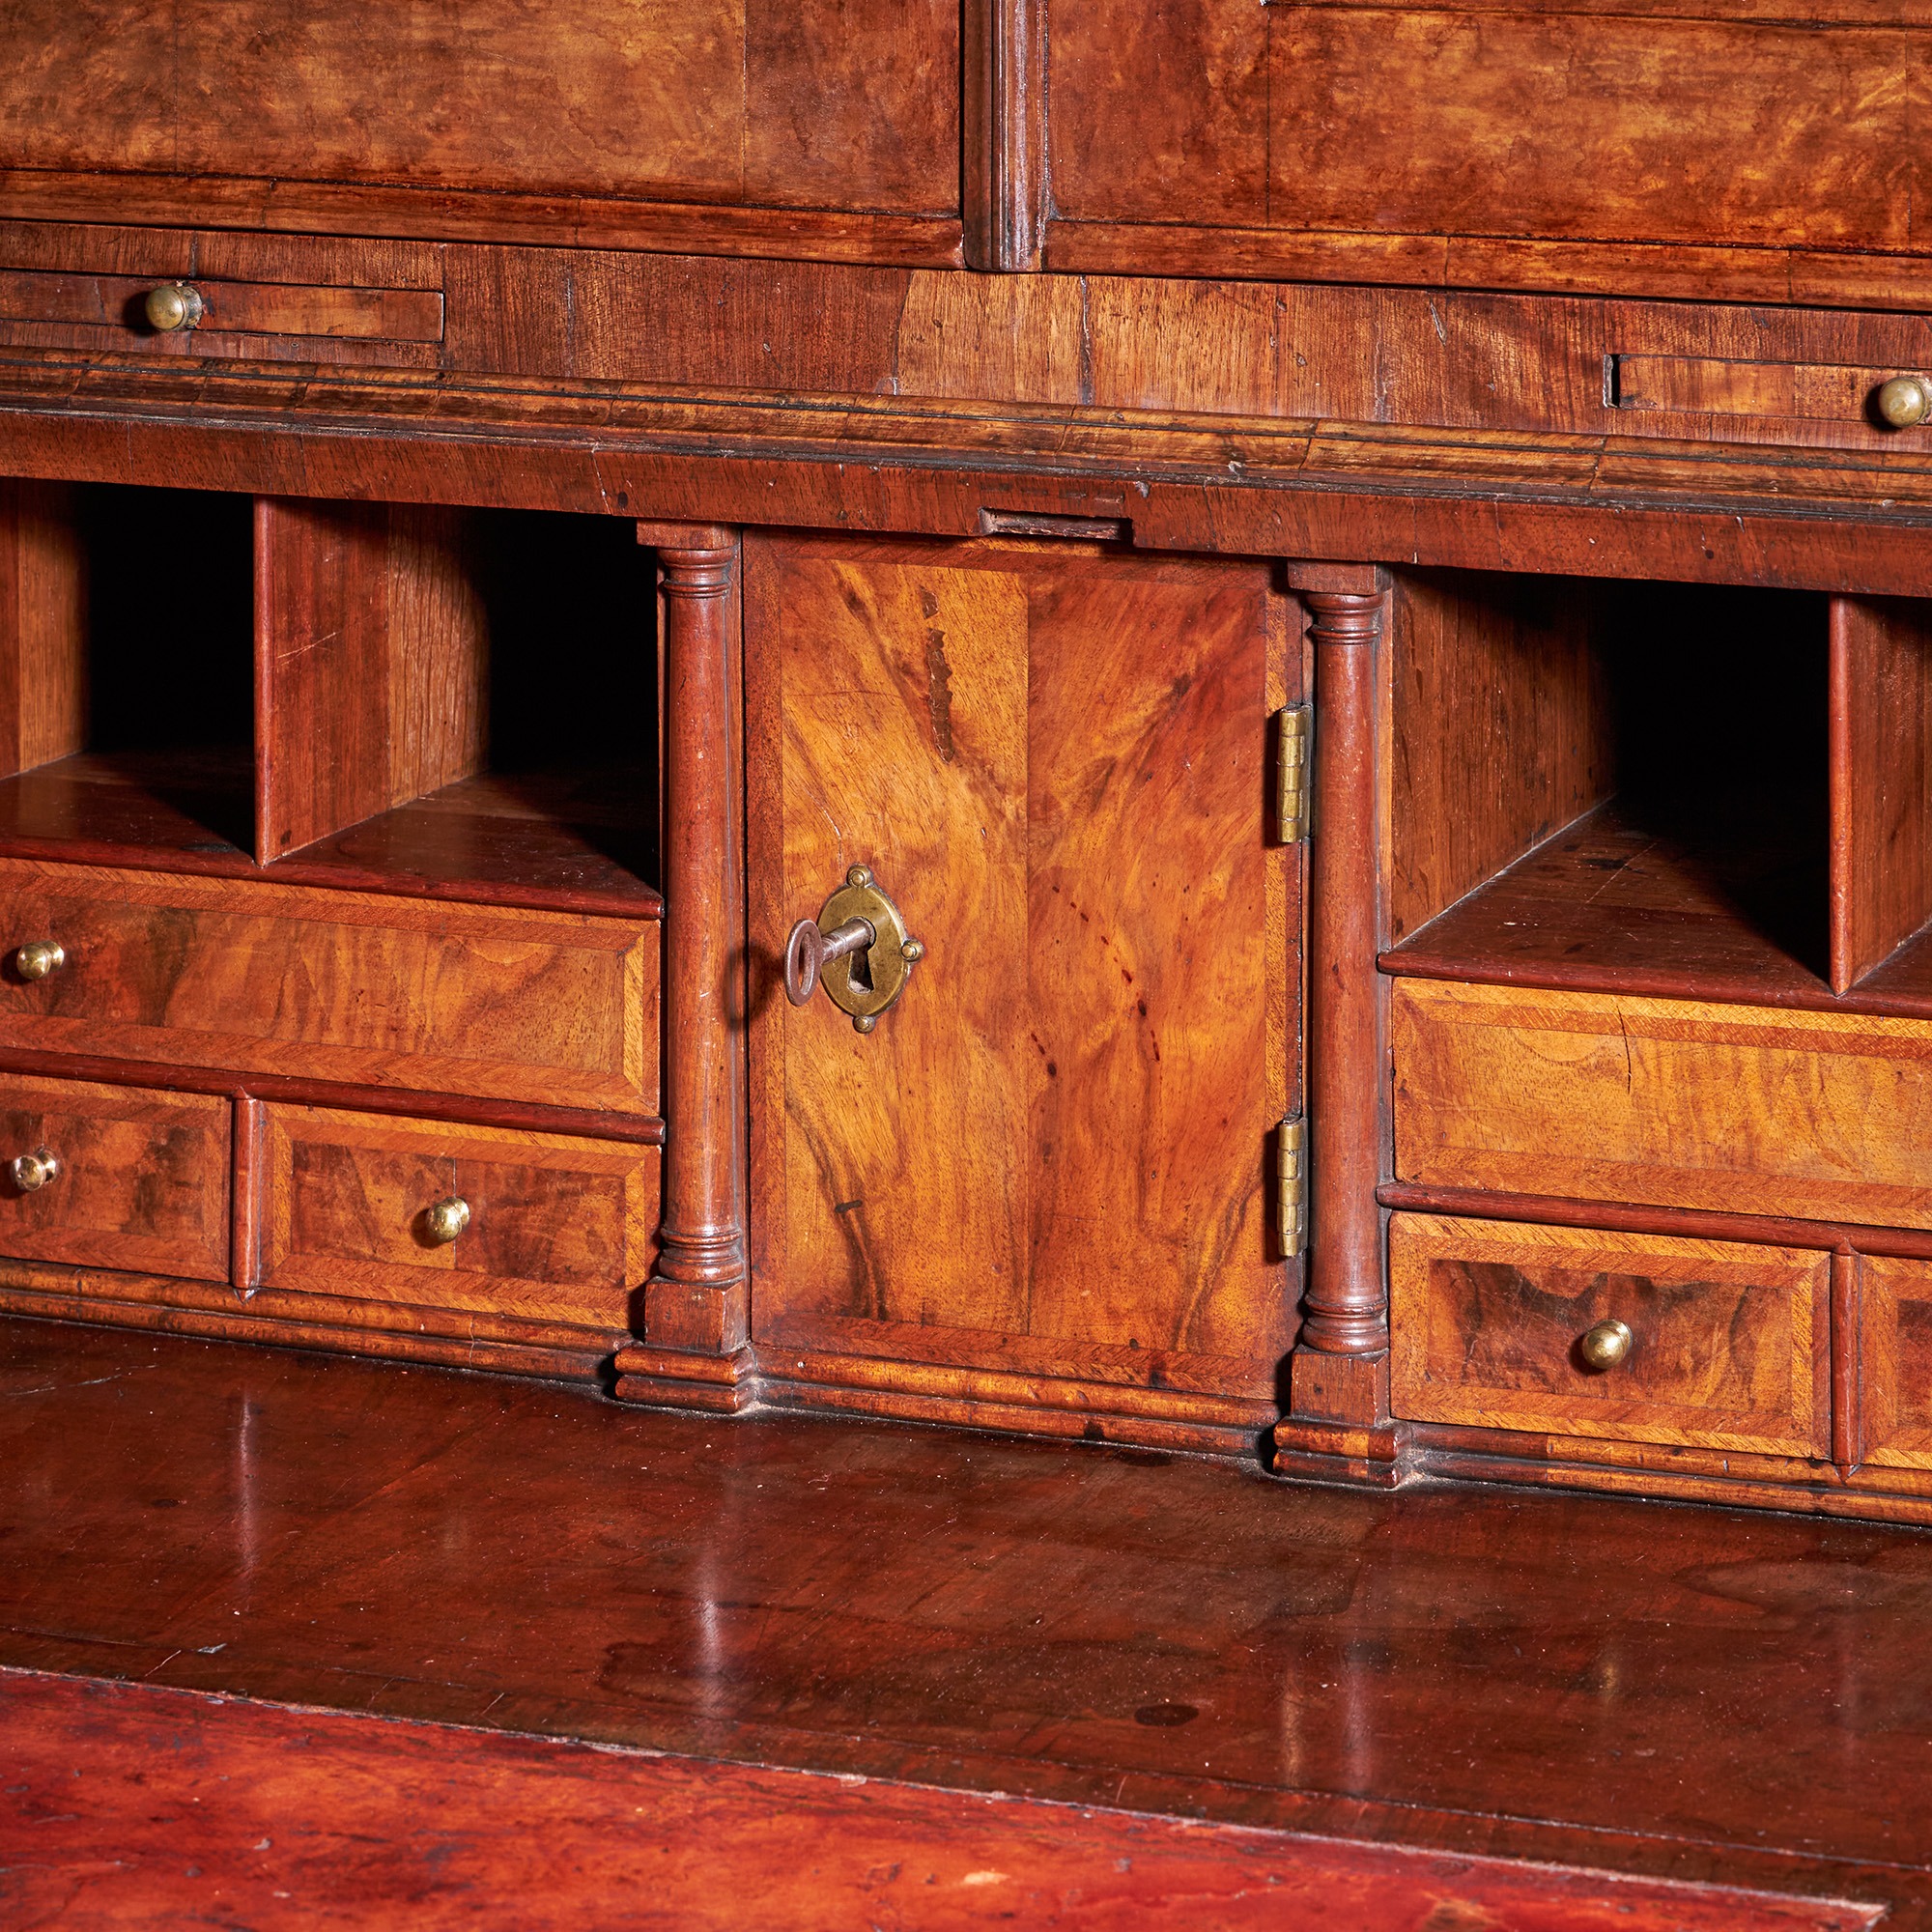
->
[613,1342,760,1413]
[0,1266,618,1383]
[1409,1428,1932,1527]
[613,1341,1276,1458]
[1270,1414,1409,1488]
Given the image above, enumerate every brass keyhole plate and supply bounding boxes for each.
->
[813,875,915,1023]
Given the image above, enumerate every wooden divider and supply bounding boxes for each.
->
[1829,596,1932,991]
[253,498,488,865]
[1386,570,1609,945]
[0,477,85,781]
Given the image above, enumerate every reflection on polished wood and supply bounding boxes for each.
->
[3,1321,1931,1924]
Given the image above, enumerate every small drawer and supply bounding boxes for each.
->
[1390,1213,1830,1457]
[257,1104,658,1330]
[0,862,658,1116]
[1612,355,1924,439]
[0,268,443,343]
[1859,1255,1932,1471]
[0,1074,229,1281]
[1394,978,1932,1231]
[0,222,445,365]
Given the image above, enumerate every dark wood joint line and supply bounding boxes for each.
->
[231,1094,266,1298]
[1831,1251,1862,1476]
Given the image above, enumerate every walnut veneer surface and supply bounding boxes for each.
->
[5,0,1932,1526]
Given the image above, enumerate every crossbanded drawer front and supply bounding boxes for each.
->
[1390,1213,1830,1458]
[1393,977,1932,1231]
[257,1104,656,1331]
[0,863,657,1114]
[0,1074,228,1281]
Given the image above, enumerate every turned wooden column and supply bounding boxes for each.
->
[1282,563,1396,1452]
[632,522,749,1360]
[963,0,1048,270]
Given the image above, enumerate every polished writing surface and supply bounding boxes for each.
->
[0,1319,1928,1922]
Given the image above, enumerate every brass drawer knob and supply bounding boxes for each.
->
[1578,1318,1634,1371]
[423,1195,470,1244]
[143,283,204,333]
[10,1147,61,1192]
[783,866,923,1035]
[13,940,65,980]
[1876,375,1932,429]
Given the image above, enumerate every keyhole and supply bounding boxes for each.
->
[847,942,874,994]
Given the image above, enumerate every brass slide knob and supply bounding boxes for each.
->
[144,283,204,333]
[1876,375,1932,429]
[10,1148,60,1192]
[1578,1319,1634,1371]
[13,940,65,980]
[783,866,923,1035]
[423,1196,470,1244]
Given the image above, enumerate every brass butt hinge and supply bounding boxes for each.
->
[1275,705,1311,843]
[1278,1115,1308,1259]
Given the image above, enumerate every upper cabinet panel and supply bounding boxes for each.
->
[0,0,962,261]
[1046,0,1269,230]
[1043,0,1932,309]
[7,0,744,200]
[1267,8,1906,251]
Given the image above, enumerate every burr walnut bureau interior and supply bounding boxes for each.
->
[11,0,1932,1523]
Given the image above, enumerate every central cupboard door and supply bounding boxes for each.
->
[746,534,1303,1444]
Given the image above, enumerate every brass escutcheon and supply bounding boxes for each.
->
[784,866,923,1033]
